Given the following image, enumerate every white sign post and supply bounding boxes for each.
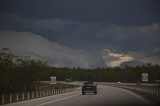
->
[142,73,148,82]
[50,76,56,84]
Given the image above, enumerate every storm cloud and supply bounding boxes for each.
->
[0,31,101,68]
[0,0,160,67]
[1,15,159,52]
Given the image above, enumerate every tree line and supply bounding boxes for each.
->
[0,48,160,94]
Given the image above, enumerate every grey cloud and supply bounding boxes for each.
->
[97,24,160,51]
[1,15,160,50]
[1,0,159,25]
[0,30,102,68]
[128,51,160,66]
[1,15,160,53]
[0,15,160,67]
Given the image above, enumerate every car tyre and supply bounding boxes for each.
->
[82,92,85,95]
[94,91,97,94]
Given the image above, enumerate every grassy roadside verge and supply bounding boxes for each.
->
[33,82,80,90]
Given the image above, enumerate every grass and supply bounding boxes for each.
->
[33,82,79,90]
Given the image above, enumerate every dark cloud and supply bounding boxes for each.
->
[0,31,103,68]
[0,0,160,25]
[0,15,160,52]
[0,0,160,67]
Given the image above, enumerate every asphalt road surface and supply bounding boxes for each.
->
[3,85,157,106]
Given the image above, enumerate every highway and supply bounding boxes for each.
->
[3,85,156,106]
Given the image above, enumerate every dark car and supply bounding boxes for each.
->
[82,81,97,95]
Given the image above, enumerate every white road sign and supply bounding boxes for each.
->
[142,73,148,82]
[50,76,56,84]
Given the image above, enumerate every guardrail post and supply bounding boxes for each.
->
[2,94,4,104]
[49,90,51,96]
[27,92,29,99]
[51,90,53,95]
[55,90,56,95]
[36,91,38,97]
[40,91,42,97]
[16,93,19,102]
[53,90,55,95]
[158,89,160,97]
[32,91,34,98]
[9,94,12,103]
[43,91,45,96]
[22,92,24,100]
[152,89,154,95]
[156,89,158,96]
[144,88,146,93]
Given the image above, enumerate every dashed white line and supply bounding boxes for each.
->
[35,94,79,106]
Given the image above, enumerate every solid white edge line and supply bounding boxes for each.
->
[35,94,79,106]
[116,87,155,105]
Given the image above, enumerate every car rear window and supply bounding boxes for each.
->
[84,81,93,84]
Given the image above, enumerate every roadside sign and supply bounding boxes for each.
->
[50,76,56,84]
[142,73,148,82]
[65,78,72,82]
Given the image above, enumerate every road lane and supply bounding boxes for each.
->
[3,85,156,106]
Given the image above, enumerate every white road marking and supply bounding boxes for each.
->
[35,94,80,106]
[119,87,155,105]
[28,88,80,102]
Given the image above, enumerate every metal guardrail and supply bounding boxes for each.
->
[117,85,160,97]
[0,88,79,105]
[104,82,160,103]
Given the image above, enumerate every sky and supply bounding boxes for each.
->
[0,0,160,68]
